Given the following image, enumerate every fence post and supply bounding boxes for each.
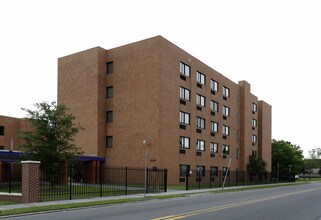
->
[236,170,238,186]
[164,169,167,192]
[146,168,149,194]
[186,169,189,191]
[69,165,72,200]
[125,166,128,195]
[8,163,12,193]
[21,161,41,203]
[100,165,103,197]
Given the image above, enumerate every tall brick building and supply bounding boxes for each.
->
[57,36,272,184]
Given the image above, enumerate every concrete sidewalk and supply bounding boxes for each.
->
[0,182,299,211]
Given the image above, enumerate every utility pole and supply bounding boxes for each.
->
[222,157,232,191]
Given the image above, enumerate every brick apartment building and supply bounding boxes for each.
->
[57,36,272,184]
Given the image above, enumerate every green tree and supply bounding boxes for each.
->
[272,139,304,179]
[20,101,83,180]
[247,155,267,182]
[308,148,321,159]
[303,159,319,174]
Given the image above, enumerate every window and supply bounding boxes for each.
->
[211,121,218,133]
[106,136,113,148]
[196,72,206,85]
[211,79,218,92]
[0,146,4,150]
[180,87,190,101]
[106,111,113,123]
[106,86,113,98]
[252,103,257,113]
[223,86,230,98]
[180,164,190,177]
[196,139,205,151]
[0,126,4,136]
[222,145,229,155]
[210,100,218,113]
[180,62,190,77]
[222,125,230,136]
[106,62,113,74]
[179,111,190,125]
[196,165,205,177]
[252,134,257,143]
[180,136,190,149]
[196,94,206,107]
[252,119,257,128]
[196,117,205,129]
[223,167,229,176]
[210,142,218,153]
[222,106,230,117]
[210,166,218,177]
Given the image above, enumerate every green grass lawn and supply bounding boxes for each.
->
[0,201,18,206]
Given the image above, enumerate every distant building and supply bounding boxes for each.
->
[57,36,272,184]
[0,115,30,153]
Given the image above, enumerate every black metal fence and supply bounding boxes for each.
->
[40,165,167,201]
[0,162,22,193]
[179,169,292,190]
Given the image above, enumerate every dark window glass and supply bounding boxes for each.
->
[223,167,229,176]
[210,166,218,177]
[180,164,190,177]
[0,146,4,150]
[106,136,113,148]
[0,126,4,136]
[196,166,205,176]
[107,62,113,74]
[106,86,113,98]
[106,111,113,123]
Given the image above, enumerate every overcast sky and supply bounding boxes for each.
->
[1,0,320,157]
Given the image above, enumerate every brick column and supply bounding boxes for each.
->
[21,161,41,203]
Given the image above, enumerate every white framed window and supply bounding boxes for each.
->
[196,94,206,107]
[180,62,190,77]
[210,142,218,153]
[196,139,205,151]
[222,145,229,155]
[211,79,218,92]
[180,136,190,149]
[180,87,190,101]
[252,103,257,112]
[222,125,230,136]
[196,71,206,85]
[196,117,206,129]
[211,121,218,133]
[223,105,230,116]
[252,118,257,127]
[252,134,257,143]
[210,100,218,112]
[223,86,230,98]
[179,111,190,125]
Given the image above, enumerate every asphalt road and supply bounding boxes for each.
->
[4,182,321,220]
